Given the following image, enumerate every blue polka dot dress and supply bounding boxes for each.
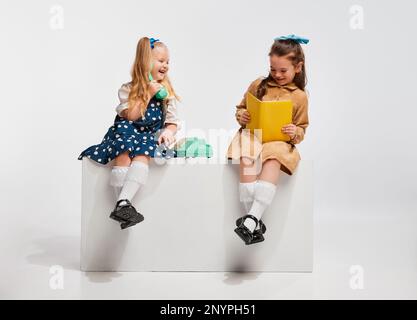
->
[78,97,176,164]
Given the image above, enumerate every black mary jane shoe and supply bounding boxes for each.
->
[250,219,266,244]
[109,199,144,228]
[120,220,138,230]
[236,216,266,244]
[234,215,266,245]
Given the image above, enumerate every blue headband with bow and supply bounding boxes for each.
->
[149,37,160,49]
[274,34,309,44]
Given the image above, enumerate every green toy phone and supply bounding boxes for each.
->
[148,63,168,100]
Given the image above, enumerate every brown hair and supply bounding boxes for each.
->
[128,37,180,117]
[256,39,307,99]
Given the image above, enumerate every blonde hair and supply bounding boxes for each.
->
[128,37,180,117]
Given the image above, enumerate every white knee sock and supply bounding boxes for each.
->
[244,180,277,232]
[117,161,149,205]
[239,182,257,213]
[110,166,129,198]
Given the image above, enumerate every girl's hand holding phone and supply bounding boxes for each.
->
[149,80,163,97]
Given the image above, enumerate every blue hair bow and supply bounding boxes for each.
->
[274,34,309,44]
[149,37,160,49]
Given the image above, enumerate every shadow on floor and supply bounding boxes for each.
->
[25,235,80,271]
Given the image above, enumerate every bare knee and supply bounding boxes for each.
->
[240,156,260,180]
[132,155,151,165]
[259,159,281,185]
[114,152,131,167]
[263,159,281,168]
[240,156,255,167]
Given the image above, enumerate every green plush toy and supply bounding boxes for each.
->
[175,137,213,158]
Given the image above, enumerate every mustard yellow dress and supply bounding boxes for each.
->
[226,77,309,175]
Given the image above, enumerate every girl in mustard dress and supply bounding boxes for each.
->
[226,35,310,245]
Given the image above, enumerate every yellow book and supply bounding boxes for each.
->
[246,92,293,142]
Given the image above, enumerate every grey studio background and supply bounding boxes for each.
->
[0,0,416,299]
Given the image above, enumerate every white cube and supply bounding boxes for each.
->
[81,158,313,272]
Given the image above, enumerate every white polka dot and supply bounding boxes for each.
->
[117,125,121,128]
[136,147,140,151]
[149,146,154,150]
[147,113,150,116]
[143,136,147,139]
[157,102,160,106]
[152,117,156,120]
[124,125,128,128]
[108,148,112,152]
[144,151,149,155]
[140,127,144,131]
[151,104,155,107]
[94,151,98,155]
[134,140,138,144]
[116,151,119,155]
[121,145,124,149]
[98,159,102,162]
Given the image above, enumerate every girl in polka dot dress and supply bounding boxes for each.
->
[78,37,181,229]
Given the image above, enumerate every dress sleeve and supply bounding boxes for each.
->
[164,97,181,130]
[290,92,309,144]
[115,83,130,116]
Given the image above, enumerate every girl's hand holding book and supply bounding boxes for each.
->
[236,109,251,126]
[281,124,296,139]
